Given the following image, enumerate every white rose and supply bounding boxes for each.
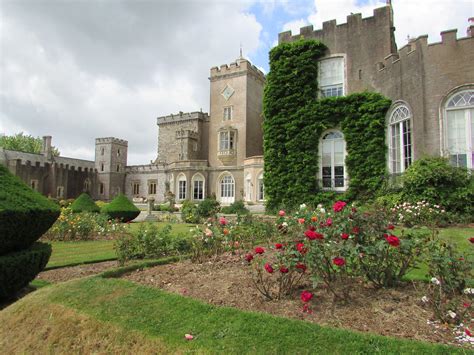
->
[431,277,441,285]
[421,296,429,303]
[447,310,457,319]
[463,288,474,295]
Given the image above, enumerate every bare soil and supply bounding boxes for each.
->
[122,252,471,347]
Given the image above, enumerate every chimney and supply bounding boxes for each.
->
[42,136,52,159]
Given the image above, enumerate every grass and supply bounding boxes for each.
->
[45,222,194,269]
[2,274,465,354]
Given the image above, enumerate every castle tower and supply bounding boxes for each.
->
[208,57,265,167]
[95,137,128,200]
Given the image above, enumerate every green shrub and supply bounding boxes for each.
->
[0,242,52,299]
[101,194,140,222]
[401,157,473,216]
[70,193,100,213]
[114,224,191,265]
[180,200,199,223]
[0,164,60,254]
[196,198,220,219]
[221,200,249,215]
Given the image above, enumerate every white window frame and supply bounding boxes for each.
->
[219,130,235,151]
[319,130,348,191]
[223,106,233,121]
[388,103,413,174]
[192,173,205,201]
[257,171,264,201]
[318,55,346,98]
[443,89,474,169]
[219,173,235,204]
[177,174,187,200]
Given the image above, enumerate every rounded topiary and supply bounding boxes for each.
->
[0,242,52,299]
[101,194,140,222]
[70,193,100,213]
[0,164,60,254]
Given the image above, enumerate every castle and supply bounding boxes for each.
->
[1,4,473,205]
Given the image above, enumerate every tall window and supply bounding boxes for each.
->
[445,90,474,169]
[178,174,187,200]
[220,174,235,203]
[84,178,91,192]
[257,172,264,201]
[223,106,233,120]
[389,104,413,174]
[320,131,347,190]
[319,57,344,98]
[192,174,204,200]
[245,173,252,201]
[101,147,105,156]
[132,182,140,195]
[148,181,157,195]
[219,131,235,151]
[99,183,104,195]
[100,163,104,172]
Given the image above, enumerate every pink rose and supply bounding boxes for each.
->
[219,217,227,226]
[333,201,347,212]
[298,218,305,224]
[278,210,286,217]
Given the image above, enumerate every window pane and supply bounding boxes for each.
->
[447,110,466,153]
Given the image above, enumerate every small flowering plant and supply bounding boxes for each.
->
[391,201,447,227]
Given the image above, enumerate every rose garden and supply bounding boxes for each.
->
[1,39,474,353]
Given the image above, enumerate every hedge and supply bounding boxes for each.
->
[263,39,391,210]
[0,164,60,254]
[101,194,140,222]
[0,242,52,299]
[70,193,100,213]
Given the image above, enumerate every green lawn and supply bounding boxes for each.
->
[4,275,463,354]
[45,222,194,269]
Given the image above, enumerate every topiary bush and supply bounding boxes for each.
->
[0,164,59,254]
[70,193,100,213]
[101,194,140,222]
[401,157,473,216]
[0,242,52,299]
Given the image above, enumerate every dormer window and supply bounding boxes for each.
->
[319,57,345,98]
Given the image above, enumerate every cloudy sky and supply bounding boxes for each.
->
[1,0,472,165]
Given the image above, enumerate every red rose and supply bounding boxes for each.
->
[325,218,333,227]
[333,257,345,267]
[219,217,227,226]
[333,201,347,212]
[264,263,274,273]
[300,290,313,303]
[296,242,307,254]
[309,225,316,231]
[385,235,400,247]
[352,226,360,234]
[304,230,316,240]
[296,263,307,272]
[469,237,474,244]
[280,266,289,273]
[245,254,253,262]
[278,210,286,217]
[341,233,349,240]
[387,224,395,230]
[255,246,265,254]
[275,243,283,249]
[465,328,472,337]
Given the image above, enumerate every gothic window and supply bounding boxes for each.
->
[445,90,474,169]
[220,174,235,204]
[148,181,157,195]
[319,57,345,98]
[223,106,233,121]
[257,172,264,201]
[219,130,235,151]
[177,174,187,200]
[389,104,413,174]
[192,174,204,200]
[132,182,140,196]
[320,130,347,191]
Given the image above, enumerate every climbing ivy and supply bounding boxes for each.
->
[263,39,391,211]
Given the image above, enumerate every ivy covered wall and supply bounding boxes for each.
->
[263,39,392,210]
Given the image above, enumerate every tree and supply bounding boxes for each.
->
[0,132,60,156]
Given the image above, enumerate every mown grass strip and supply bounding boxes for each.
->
[45,240,116,269]
[48,277,464,354]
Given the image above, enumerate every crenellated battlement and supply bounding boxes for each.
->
[210,58,265,82]
[157,111,209,126]
[95,137,128,146]
[278,6,391,44]
[376,29,474,71]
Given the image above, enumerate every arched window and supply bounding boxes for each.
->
[192,173,205,201]
[445,90,474,168]
[320,130,347,191]
[177,174,187,200]
[257,172,264,201]
[219,174,235,204]
[244,173,252,201]
[389,104,413,174]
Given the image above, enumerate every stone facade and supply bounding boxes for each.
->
[2,4,472,204]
